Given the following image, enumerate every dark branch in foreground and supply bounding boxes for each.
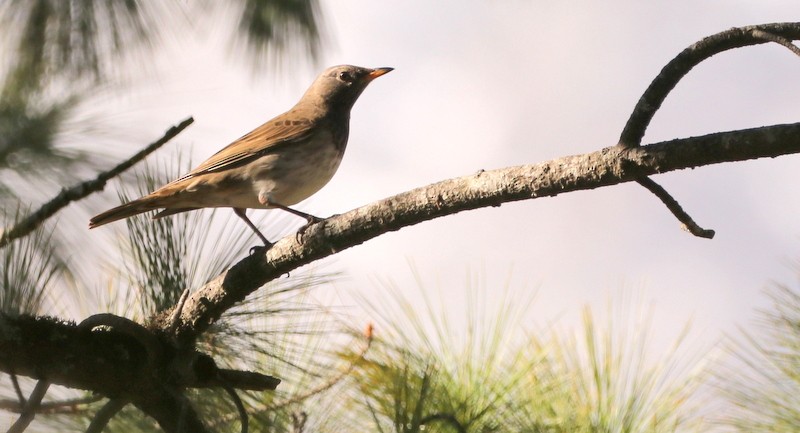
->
[0,314,278,433]
[0,117,194,249]
[162,122,800,343]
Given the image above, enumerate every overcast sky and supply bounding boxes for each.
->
[75,1,800,368]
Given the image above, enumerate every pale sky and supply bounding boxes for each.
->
[70,0,800,401]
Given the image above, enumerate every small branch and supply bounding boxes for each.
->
[0,117,194,249]
[8,380,50,433]
[10,373,25,405]
[220,380,248,433]
[751,29,800,57]
[0,394,101,414]
[86,398,128,433]
[168,288,191,333]
[618,23,800,148]
[636,177,715,239]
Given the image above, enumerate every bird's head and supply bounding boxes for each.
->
[298,65,393,114]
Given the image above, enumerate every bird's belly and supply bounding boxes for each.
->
[250,139,344,206]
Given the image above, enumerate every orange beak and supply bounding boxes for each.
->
[366,67,394,81]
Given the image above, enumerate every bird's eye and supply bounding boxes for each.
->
[338,71,354,82]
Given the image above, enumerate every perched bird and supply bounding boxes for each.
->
[89,65,393,246]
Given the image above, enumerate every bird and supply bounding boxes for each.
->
[89,65,393,246]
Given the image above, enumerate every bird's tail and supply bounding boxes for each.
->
[89,197,161,229]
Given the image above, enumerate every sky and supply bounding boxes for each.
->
[62,0,800,396]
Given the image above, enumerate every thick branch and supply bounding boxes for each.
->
[618,23,800,148]
[162,122,800,342]
[0,117,194,249]
[0,315,142,396]
[0,313,277,429]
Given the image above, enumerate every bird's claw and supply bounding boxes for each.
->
[296,216,324,244]
[249,243,272,256]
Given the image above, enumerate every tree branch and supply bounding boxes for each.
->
[618,23,800,148]
[0,117,194,249]
[86,398,128,433]
[751,29,800,57]
[0,395,101,414]
[162,122,800,342]
[636,177,715,238]
[132,388,211,433]
[8,380,50,433]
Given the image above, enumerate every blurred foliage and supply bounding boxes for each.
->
[0,220,62,315]
[236,0,322,69]
[719,282,800,432]
[324,279,710,433]
[0,0,155,193]
[0,0,154,88]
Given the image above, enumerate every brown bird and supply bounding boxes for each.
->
[89,65,393,246]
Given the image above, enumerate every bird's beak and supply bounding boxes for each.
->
[366,67,393,81]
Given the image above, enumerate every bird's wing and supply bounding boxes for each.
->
[169,112,315,184]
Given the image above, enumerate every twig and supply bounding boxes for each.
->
[86,398,128,433]
[168,288,191,333]
[751,29,800,57]
[0,394,101,414]
[8,380,50,433]
[10,373,25,405]
[220,380,249,433]
[618,23,800,148]
[636,177,715,239]
[0,117,194,249]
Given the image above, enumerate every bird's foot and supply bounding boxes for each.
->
[295,215,325,244]
[249,242,273,256]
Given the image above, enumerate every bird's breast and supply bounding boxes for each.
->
[249,128,347,206]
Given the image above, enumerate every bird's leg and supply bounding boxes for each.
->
[233,208,273,249]
[258,193,323,243]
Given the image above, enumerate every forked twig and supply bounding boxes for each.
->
[619,23,800,148]
[618,24,800,237]
[751,29,800,57]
